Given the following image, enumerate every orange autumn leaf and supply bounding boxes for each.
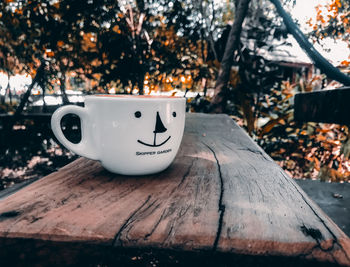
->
[316,135,327,141]
[45,51,54,57]
[314,157,320,171]
[326,140,341,146]
[15,9,23,15]
[57,40,64,47]
[340,60,350,66]
[260,116,287,136]
[112,25,121,34]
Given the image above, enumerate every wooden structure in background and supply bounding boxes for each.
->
[0,114,349,266]
[294,87,350,124]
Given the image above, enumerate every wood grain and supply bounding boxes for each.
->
[0,113,349,266]
[294,87,350,124]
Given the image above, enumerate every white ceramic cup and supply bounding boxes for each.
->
[51,95,186,175]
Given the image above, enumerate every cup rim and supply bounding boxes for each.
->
[85,94,184,100]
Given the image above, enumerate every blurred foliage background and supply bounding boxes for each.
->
[0,0,350,186]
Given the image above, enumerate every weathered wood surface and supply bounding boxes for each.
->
[294,87,350,124]
[0,113,349,266]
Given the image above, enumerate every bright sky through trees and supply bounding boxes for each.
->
[291,0,349,65]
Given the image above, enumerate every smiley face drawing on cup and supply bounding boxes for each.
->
[51,95,186,175]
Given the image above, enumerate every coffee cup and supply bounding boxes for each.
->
[51,95,186,175]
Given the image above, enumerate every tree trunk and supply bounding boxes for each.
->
[5,82,12,106]
[14,60,46,117]
[138,72,144,95]
[59,74,70,105]
[0,92,4,105]
[210,0,251,113]
[42,79,47,113]
[3,61,46,133]
[203,78,208,97]
[208,34,219,62]
[5,73,12,106]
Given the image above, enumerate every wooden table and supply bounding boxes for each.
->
[0,113,349,266]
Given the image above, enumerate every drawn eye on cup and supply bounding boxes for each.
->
[135,111,177,148]
[134,111,142,118]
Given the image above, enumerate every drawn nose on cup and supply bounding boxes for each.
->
[137,111,171,148]
[154,112,167,134]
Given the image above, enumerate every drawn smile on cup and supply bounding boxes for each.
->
[136,111,175,147]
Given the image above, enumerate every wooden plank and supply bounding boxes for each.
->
[294,87,350,124]
[0,113,349,266]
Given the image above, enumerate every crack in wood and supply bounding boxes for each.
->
[203,142,225,251]
[281,170,350,263]
[245,150,273,164]
[163,222,175,243]
[60,193,78,205]
[176,158,195,190]
[144,209,167,240]
[220,136,271,161]
[30,216,44,224]
[237,147,268,158]
[179,205,191,217]
[123,200,160,244]
[112,195,151,247]
[170,158,195,195]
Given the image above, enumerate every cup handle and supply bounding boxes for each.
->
[51,105,98,160]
